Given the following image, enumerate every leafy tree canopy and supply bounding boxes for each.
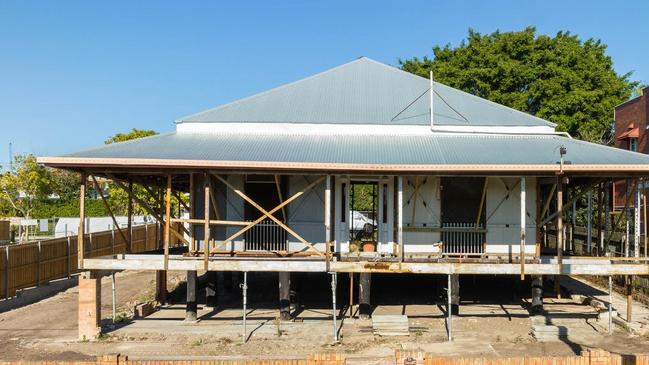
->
[105,128,158,144]
[400,27,638,142]
[0,155,54,218]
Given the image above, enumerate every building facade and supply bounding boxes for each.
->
[38,58,649,340]
[614,86,649,209]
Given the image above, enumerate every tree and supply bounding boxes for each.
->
[400,27,638,142]
[0,155,54,219]
[50,168,81,201]
[105,128,158,144]
[102,128,185,216]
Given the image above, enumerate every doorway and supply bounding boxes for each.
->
[349,181,378,251]
[440,177,486,255]
[243,175,287,251]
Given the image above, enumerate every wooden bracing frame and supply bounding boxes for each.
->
[107,175,189,246]
[211,174,326,256]
[91,176,129,246]
[540,178,605,226]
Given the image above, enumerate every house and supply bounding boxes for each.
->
[614,86,649,209]
[38,57,649,340]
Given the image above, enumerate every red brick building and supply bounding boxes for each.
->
[614,86,649,209]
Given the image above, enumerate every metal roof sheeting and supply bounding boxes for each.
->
[60,132,649,167]
[179,57,555,128]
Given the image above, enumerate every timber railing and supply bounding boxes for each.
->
[0,222,180,300]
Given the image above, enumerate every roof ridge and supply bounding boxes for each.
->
[176,57,373,123]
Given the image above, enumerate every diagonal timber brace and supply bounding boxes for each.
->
[91,176,129,246]
[108,175,189,246]
[212,174,326,256]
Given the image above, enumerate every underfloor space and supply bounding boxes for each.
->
[2,272,649,360]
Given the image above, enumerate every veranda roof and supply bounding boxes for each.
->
[39,132,649,174]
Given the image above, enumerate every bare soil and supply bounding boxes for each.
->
[0,272,648,360]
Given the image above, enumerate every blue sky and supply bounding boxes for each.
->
[0,1,647,163]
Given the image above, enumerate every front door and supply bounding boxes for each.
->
[334,176,393,254]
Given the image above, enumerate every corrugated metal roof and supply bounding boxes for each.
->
[60,132,649,166]
[179,57,555,128]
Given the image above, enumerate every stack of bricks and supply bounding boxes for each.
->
[580,349,621,365]
[78,275,101,341]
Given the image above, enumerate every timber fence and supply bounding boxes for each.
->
[0,349,646,365]
[0,222,180,300]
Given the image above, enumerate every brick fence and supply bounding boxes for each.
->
[0,350,647,365]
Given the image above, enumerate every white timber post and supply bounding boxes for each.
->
[520,177,526,280]
[325,175,332,249]
[397,176,403,262]
[587,190,592,254]
[111,224,115,255]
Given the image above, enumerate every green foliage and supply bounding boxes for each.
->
[0,155,54,218]
[105,128,158,144]
[50,168,81,201]
[31,198,109,219]
[400,27,638,142]
[350,183,377,212]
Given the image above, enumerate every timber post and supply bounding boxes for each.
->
[36,240,41,286]
[189,173,195,253]
[203,173,210,271]
[127,181,133,254]
[626,275,633,323]
[531,275,543,315]
[279,272,291,320]
[206,270,218,308]
[520,177,526,279]
[397,176,403,262]
[4,246,9,299]
[358,272,371,319]
[555,176,564,297]
[78,173,86,269]
[185,270,198,322]
[164,174,172,270]
[450,274,459,315]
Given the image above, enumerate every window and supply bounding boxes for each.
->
[630,137,638,152]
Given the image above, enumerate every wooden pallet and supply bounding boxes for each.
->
[372,315,409,336]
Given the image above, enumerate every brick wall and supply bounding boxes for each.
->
[613,86,649,208]
[0,350,647,365]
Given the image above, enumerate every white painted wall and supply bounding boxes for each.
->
[177,121,557,136]
[223,175,245,251]
[334,176,350,253]
[485,177,537,255]
[402,176,442,253]
[377,177,394,254]
[212,174,538,256]
[286,175,326,251]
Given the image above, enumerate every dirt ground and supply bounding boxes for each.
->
[0,272,648,361]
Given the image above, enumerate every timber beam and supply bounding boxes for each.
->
[82,255,649,275]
